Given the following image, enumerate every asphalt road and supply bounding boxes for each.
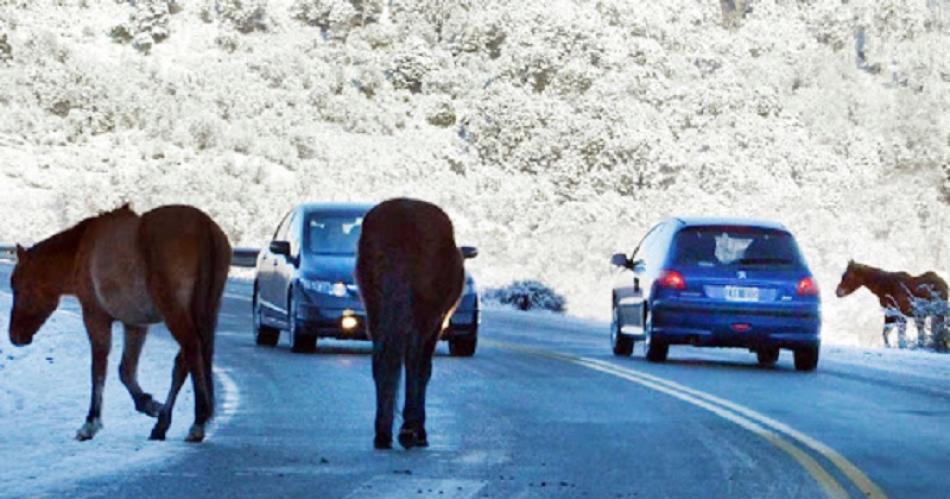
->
[4,266,950,498]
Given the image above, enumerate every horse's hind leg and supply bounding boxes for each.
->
[372,338,401,450]
[120,325,163,417]
[935,315,948,352]
[77,308,112,441]
[914,317,928,349]
[152,303,213,442]
[182,337,213,442]
[150,351,186,441]
[400,330,439,450]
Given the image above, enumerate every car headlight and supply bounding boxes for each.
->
[300,279,349,298]
[464,279,477,295]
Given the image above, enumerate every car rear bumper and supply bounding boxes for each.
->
[651,300,820,349]
[295,303,478,341]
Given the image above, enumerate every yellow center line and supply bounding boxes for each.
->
[485,340,886,499]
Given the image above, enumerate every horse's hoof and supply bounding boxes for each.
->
[398,429,421,450]
[185,424,205,443]
[75,420,102,441]
[149,426,167,441]
[137,394,164,418]
[374,435,392,450]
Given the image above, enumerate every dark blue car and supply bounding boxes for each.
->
[610,218,821,371]
[252,203,479,356]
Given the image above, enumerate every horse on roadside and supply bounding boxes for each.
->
[835,260,948,350]
[8,204,231,442]
[355,198,465,450]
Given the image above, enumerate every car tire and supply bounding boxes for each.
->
[646,341,668,362]
[644,309,668,362]
[793,346,819,372]
[288,293,316,353]
[449,335,477,357]
[611,306,633,357]
[253,287,280,347]
[756,347,780,367]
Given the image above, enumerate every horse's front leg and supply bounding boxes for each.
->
[120,324,163,417]
[77,309,112,441]
[882,317,893,348]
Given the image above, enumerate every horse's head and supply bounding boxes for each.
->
[9,244,59,346]
[836,260,863,298]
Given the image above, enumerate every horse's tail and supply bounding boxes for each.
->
[367,255,413,426]
[191,219,231,418]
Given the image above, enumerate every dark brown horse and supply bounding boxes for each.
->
[355,198,465,450]
[8,204,231,442]
[836,260,948,350]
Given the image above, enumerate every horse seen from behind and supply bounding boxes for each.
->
[355,198,466,450]
[836,260,948,350]
[8,204,231,442]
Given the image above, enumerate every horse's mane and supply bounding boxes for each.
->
[30,204,135,256]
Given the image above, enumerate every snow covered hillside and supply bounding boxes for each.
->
[0,0,947,345]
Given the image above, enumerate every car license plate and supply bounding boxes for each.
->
[724,286,760,302]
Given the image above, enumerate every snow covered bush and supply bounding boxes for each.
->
[484,280,566,313]
[0,32,12,64]
[290,0,382,37]
[909,290,950,352]
[110,0,173,54]
[387,38,435,94]
[202,0,269,33]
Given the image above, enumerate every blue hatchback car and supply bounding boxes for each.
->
[610,218,821,371]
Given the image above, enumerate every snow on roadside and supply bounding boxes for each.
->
[822,344,950,386]
[0,289,196,497]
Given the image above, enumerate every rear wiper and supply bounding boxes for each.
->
[737,257,793,266]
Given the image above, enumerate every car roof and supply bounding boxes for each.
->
[669,217,790,232]
[298,202,375,215]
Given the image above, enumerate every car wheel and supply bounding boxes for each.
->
[611,305,633,357]
[793,346,819,372]
[288,293,316,353]
[756,347,780,367]
[449,335,477,357]
[253,288,279,347]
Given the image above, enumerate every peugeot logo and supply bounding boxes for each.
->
[737,271,747,279]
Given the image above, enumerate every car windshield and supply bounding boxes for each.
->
[672,226,803,268]
[305,212,364,255]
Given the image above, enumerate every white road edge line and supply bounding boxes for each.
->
[207,365,240,439]
[224,292,252,303]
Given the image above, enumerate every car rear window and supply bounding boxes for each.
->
[672,226,803,268]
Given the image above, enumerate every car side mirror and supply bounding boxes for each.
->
[610,253,630,268]
[461,246,478,259]
[269,240,291,256]
[632,259,646,273]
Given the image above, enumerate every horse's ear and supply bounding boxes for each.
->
[15,243,26,260]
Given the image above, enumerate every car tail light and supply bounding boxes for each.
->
[797,277,819,296]
[658,270,687,290]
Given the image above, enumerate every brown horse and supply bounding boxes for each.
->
[836,260,948,350]
[355,198,465,450]
[8,204,231,442]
